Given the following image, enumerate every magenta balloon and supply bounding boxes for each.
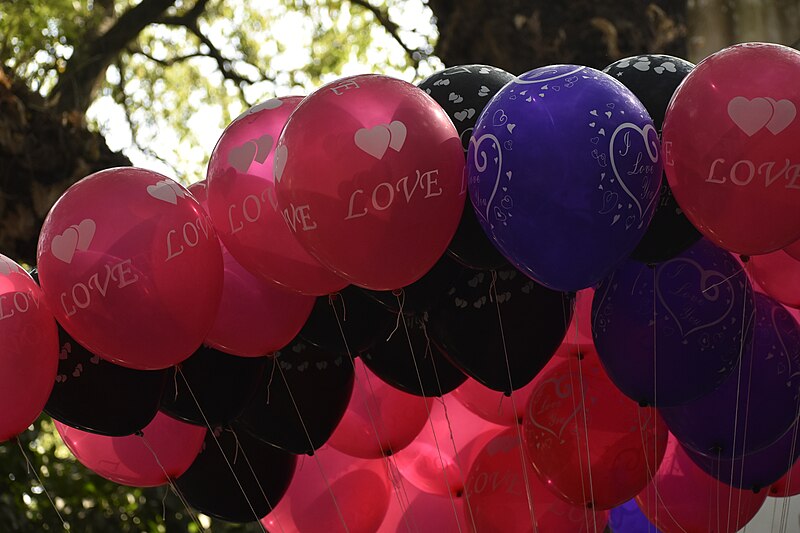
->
[206,97,347,296]
[56,412,205,487]
[189,181,315,356]
[37,167,223,370]
[452,378,537,426]
[328,358,431,459]
[0,257,58,441]
[749,250,800,309]
[786,239,800,261]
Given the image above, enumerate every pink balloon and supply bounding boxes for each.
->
[786,238,800,261]
[37,168,223,370]
[749,250,800,309]
[262,445,392,533]
[275,74,466,290]
[636,434,767,533]
[328,358,431,459]
[379,481,468,533]
[188,181,314,356]
[465,428,609,533]
[0,257,58,441]
[394,396,504,496]
[56,412,205,487]
[453,378,537,427]
[770,456,800,498]
[207,96,347,296]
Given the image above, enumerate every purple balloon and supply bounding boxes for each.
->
[609,499,662,533]
[661,293,800,458]
[592,239,754,406]
[683,420,800,492]
[466,64,662,292]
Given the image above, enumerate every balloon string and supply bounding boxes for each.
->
[651,264,658,530]
[265,355,278,405]
[173,366,179,401]
[14,436,69,531]
[135,432,206,532]
[330,293,418,533]
[571,292,598,533]
[226,428,286,533]
[420,319,478,533]
[770,497,778,533]
[161,486,169,522]
[489,272,539,533]
[394,292,463,533]
[779,394,800,533]
[177,368,268,532]
[734,308,757,533]
[273,361,351,533]
[702,266,745,294]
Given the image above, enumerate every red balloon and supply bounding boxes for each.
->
[189,181,314,356]
[452,378,537,427]
[636,434,767,533]
[749,250,800,309]
[56,412,205,487]
[568,288,594,345]
[206,97,346,295]
[275,74,466,290]
[524,345,667,510]
[394,396,503,496]
[662,43,800,255]
[37,168,223,370]
[262,446,392,533]
[769,456,800,498]
[379,481,467,533]
[0,257,58,441]
[328,358,431,459]
[786,238,800,261]
[465,428,609,533]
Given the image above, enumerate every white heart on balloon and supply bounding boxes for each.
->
[71,218,96,252]
[355,125,392,159]
[727,96,774,136]
[273,145,288,182]
[387,121,407,152]
[51,227,80,264]
[147,180,178,205]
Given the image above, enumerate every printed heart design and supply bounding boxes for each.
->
[492,109,508,126]
[600,190,619,214]
[608,122,660,223]
[454,109,476,122]
[590,110,598,116]
[228,142,257,173]
[589,121,596,127]
[166,180,186,198]
[0,259,13,276]
[355,125,391,159]
[478,67,491,74]
[90,355,101,364]
[454,297,468,309]
[661,62,677,73]
[765,98,796,134]
[654,66,665,74]
[253,134,274,163]
[500,195,513,210]
[316,361,328,370]
[274,145,288,182]
[147,181,178,205]
[433,79,450,86]
[473,296,487,309]
[615,60,631,69]
[506,124,516,134]
[633,60,651,71]
[251,98,283,112]
[526,97,532,102]
[727,96,774,136]
[55,375,66,383]
[552,86,560,92]
[72,363,83,378]
[504,140,513,150]
[51,227,80,264]
[527,375,583,443]
[448,92,464,104]
[478,85,490,97]
[605,111,612,118]
[387,121,407,151]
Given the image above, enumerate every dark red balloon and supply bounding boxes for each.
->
[749,250,800,309]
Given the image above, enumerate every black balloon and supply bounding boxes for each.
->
[44,325,168,436]
[419,64,514,270]
[175,427,296,523]
[160,345,267,427]
[361,314,466,397]
[236,338,354,454]
[604,54,701,263]
[428,267,573,394]
[299,285,394,355]
[360,254,463,316]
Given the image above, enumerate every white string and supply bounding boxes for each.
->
[15,437,69,531]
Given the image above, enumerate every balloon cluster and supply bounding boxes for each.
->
[1,42,800,532]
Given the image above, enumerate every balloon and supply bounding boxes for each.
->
[361,314,467,397]
[568,288,594,345]
[45,324,168,437]
[524,347,668,510]
[206,96,347,295]
[683,419,800,491]
[660,293,800,458]
[275,74,466,290]
[37,167,223,370]
[661,43,800,255]
[188,181,315,356]
[749,250,800,309]
[0,258,58,442]
[263,446,392,533]
[360,255,462,316]
[428,266,573,393]
[786,238,800,261]
[769,456,800,497]
[236,338,354,454]
[299,286,395,356]
[388,486,467,533]
[418,64,515,270]
[467,65,662,291]
[609,499,661,533]
[636,434,767,533]
[328,358,431,459]
[160,345,267,427]
[592,239,754,406]
[452,377,538,427]
[56,412,205,487]
[176,426,296,523]
[465,428,609,533]
[603,54,701,263]
[394,397,503,496]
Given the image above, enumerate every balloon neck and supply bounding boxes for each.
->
[638,400,650,408]
[740,254,750,263]
[752,485,762,494]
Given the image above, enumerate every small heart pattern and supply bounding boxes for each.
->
[146,180,179,205]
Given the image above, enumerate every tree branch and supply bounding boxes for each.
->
[349,0,423,67]
[128,47,206,67]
